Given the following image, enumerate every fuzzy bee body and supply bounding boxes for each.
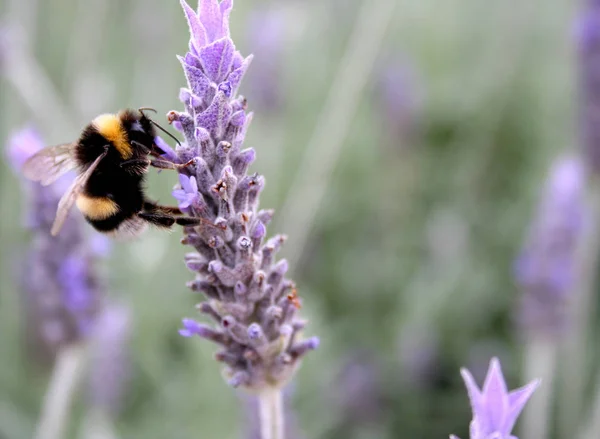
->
[23,108,200,237]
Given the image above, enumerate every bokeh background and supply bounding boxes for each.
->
[0,0,592,438]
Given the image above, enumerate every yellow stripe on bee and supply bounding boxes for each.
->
[92,113,133,159]
[76,194,119,220]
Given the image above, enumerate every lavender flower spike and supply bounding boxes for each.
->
[171,0,318,393]
[7,127,104,355]
[515,156,585,337]
[450,358,540,439]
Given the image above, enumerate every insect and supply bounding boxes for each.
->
[23,108,203,237]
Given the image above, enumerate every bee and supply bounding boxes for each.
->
[23,108,203,237]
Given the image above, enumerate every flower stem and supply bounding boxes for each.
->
[521,338,557,439]
[258,389,284,439]
[33,343,87,439]
[558,177,600,437]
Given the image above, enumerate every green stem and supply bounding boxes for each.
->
[521,338,558,439]
[33,343,87,439]
[258,389,284,439]
[579,365,600,439]
[558,178,600,437]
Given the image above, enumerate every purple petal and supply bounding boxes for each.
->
[195,90,232,138]
[227,55,253,97]
[179,329,195,337]
[189,175,198,193]
[198,0,229,42]
[502,379,541,433]
[179,173,193,193]
[481,358,509,430]
[178,55,212,99]
[154,136,179,162]
[460,368,486,429]
[180,0,207,51]
[198,37,235,83]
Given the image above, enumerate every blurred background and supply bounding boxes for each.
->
[0,0,593,438]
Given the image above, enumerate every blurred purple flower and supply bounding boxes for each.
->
[171,0,318,391]
[244,6,286,112]
[88,303,132,416]
[7,127,104,354]
[375,56,423,149]
[6,127,44,169]
[334,350,385,426]
[578,0,600,172]
[515,156,585,337]
[450,358,540,439]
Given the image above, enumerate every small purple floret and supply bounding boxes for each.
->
[450,357,540,439]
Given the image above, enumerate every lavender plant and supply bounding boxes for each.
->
[450,358,540,439]
[7,127,104,355]
[165,0,318,435]
[7,127,107,439]
[87,303,131,417]
[515,156,585,337]
[580,0,600,174]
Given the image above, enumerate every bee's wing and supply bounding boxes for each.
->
[22,143,78,186]
[51,150,108,236]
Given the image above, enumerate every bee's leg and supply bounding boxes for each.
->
[138,212,215,228]
[120,158,151,175]
[137,212,176,228]
[142,201,181,215]
[150,158,195,171]
[142,200,226,229]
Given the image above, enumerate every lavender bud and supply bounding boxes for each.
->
[179,319,229,345]
[221,315,250,344]
[186,278,220,299]
[247,323,267,347]
[232,148,256,177]
[237,236,253,262]
[197,301,222,323]
[289,337,320,359]
[251,221,266,251]
[88,304,131,416]
[268,259,289,288]
[209,259,238,286]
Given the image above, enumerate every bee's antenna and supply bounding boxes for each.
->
[138,107,181,146]
[138,107,157,114]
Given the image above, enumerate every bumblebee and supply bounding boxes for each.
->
[23,108,201,237]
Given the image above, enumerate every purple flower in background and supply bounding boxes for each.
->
[515,156,585,337]
[7,127,104,354]
[375,56,423,149]
[88,303,132,417]
[579,0,600,173]
[450,358,540,439]
[244,6,286,112]
[171,0,318,391]
[334,350,385,426]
